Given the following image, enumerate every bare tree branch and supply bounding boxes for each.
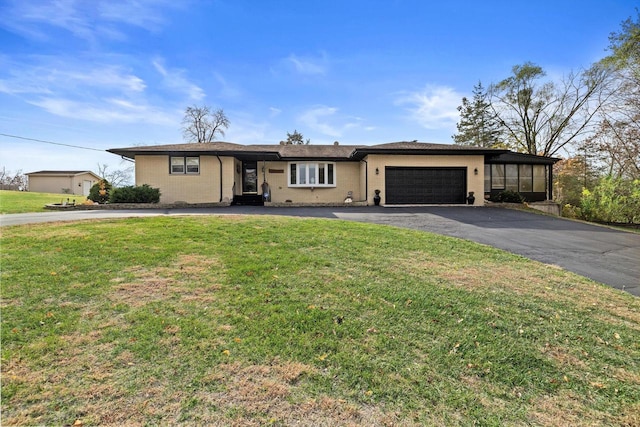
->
[182,105,230,143]
[490,62,613,157]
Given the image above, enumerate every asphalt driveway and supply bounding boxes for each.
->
[335,206,640,296]
[1,206,638,296]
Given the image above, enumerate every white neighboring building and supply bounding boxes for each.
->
[26,171,101,196]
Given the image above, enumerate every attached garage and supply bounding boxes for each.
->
[385,167,467,204]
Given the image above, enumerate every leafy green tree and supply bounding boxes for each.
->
[554,156,598,207]
[282,130,310,145]
[453,81,502,148]
[581,176,640,224]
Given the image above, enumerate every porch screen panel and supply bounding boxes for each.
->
[484,165,491,192]
[505,164,518,191]
[491,164,505,189]
[519,165,533,192]
[533,165,547,192]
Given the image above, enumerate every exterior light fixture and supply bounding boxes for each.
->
[474,167,478,175]
[375,167,379,175]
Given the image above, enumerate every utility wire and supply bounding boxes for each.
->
[0,133,106,152]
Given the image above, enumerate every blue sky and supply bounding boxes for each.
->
[0,0,636,175]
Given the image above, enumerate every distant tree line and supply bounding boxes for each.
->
[453,11,640,224]
[0,168,27,191]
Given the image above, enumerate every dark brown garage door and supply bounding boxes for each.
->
[385,167,467,204]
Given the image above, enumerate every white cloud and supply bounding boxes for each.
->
[98,0,176,31]
[0,55,190,126]
[298,106,366,138]
[213,72,243,100]
[271,52,329,77]
[153,59,205,101]
[395,85,461,130]
[0,0,180,43]
[0,58,145,96]
[64,67,147,92]
[29,97,176,126]
[299,106,340,136]
[269,107,282,117]
[287,54,328,75]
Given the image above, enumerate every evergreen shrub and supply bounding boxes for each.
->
[109,184,160,203]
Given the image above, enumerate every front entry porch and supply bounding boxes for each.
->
[233,160,264,205]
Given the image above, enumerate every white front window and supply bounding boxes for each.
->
[289,162,335,187]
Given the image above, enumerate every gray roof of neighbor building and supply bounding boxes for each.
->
[26,170,100,176]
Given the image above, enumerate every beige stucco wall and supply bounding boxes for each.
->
[28,173,99,196]
[134,153,485,205]
[364,154,485,205]
[260,161,362,203]
[135,155,235,203]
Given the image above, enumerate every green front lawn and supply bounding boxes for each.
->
[0,190,87,214]
[1,216,638,426]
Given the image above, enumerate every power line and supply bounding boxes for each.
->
[0,133,106,152]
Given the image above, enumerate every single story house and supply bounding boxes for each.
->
[26,170,101,196]
[107,141,559,206]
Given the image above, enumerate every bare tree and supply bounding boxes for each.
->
[584,10,640,180]
[0,168,27,190]
[182,105,230,143]
[97,163,134,188]
[490,62,613,157]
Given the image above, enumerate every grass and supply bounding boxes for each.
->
[0,190,87,214]
[1,215,639,426]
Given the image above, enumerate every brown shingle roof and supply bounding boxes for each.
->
[108,141,509,160]
[276,144,362,159]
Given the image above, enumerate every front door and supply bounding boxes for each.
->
[242,161,258,194]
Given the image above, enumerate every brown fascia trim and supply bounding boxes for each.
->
[485,152,561,165]
[106,149,281,160]
[350,147,509,160]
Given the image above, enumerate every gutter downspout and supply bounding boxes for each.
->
[216,156,223,203]
[361,159,368,204]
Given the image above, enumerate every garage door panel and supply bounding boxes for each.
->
[385,167,466,204]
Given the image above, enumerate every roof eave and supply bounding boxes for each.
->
[106,148,281,161]
[351,148,507,160]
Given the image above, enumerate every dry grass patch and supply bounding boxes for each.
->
[197,361,404,426]
[110,255,225,307]
[530,391,616,426]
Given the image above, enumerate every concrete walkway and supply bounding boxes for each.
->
[2,206,638,296]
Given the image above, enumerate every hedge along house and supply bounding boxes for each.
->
[107,141,558,206]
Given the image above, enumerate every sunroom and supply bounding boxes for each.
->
[484,152,559,202]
